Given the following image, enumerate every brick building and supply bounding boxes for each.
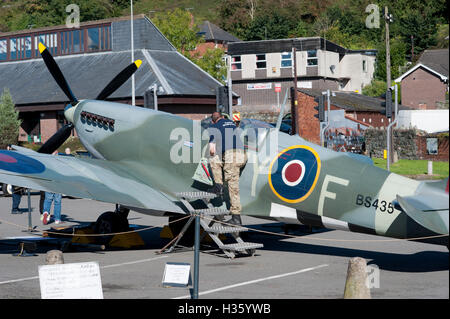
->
[196,21,240,56]
[0,15,224,144]
[295,89,409,147]
[395,49,449,109]
[416,132,449,161]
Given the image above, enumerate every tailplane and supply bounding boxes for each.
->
[396,193,449,235]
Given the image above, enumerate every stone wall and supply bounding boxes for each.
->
[364,127,449,161]
[240,111,280,123]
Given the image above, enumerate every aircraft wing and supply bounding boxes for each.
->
[0,149,183,214]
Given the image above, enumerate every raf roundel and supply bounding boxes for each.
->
[0,151,46,174]
[268,145,321,203]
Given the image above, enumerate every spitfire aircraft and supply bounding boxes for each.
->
[0,43,448,248]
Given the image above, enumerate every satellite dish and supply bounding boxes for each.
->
[330,65,336,73]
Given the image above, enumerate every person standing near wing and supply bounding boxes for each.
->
[208,112,246,226]
[6,145,23,214]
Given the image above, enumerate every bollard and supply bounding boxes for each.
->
[343,257,371,299]
[45,250,64,265]
[427,161,433,175]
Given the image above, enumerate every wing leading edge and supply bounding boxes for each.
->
[0,149,182,214]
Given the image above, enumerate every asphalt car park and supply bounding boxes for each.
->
[0,194,448,300]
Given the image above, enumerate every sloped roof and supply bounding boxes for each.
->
[0,49,222,106]
[418,49,449,77]
[199,21,241,43]
[298,89,410,112]
[395,49,449,82]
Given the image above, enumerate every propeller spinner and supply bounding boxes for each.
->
[36,43,142,154]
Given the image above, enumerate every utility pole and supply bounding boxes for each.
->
[131,0,135,106]
[384,6,394,168]
[228,56,233,116]
[291,45,298,135]
[386,84,398,172]
[385,6,391,88]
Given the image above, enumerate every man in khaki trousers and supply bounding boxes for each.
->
[208,112,246,225]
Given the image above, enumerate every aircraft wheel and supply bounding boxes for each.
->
[94,211,129,245]
[1,184,7,196]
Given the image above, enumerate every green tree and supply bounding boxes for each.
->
[0,89,21,149]
[218,0,257,40]
[2,0,119,31]
[192,48,227,83]
[374,37,407,81]
[289,20,313,38]
[152,8,203,55]
[244,11,296,40]
[153,8,227,82]
[362,80,386,97]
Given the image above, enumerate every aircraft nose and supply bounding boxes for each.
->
[64,103,77,123]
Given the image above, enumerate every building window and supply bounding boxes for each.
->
[307,50,318,66]
[87,26,111,51]
[256,54,266,69]
[281,52,292,67]
[10,36,32,60]
[34,33,58,56]
[0,39,7,61]
[87,27,100,51]
[1,23,111,63]
[231,55,242,70]
[61,30,85,55]
[100,25,111,50]
[73,29,84,53]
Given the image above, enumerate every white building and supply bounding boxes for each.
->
[398,110,449,133]
[227,37,377,112]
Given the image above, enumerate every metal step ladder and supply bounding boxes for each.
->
[161,191,263,258]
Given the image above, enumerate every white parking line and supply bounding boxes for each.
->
[0,255,170,286]
[101,255,169,269]
[173,264,329,299]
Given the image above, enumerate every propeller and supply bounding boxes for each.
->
[96,60,142,100]
[37,123,74,154]
[39,43,78,106]
[37,43,142,154]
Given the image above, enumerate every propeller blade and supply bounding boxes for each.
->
[96,60,142,100]
[39,43,78,105]
[37,123,74,154]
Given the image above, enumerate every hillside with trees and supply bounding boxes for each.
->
[1,0,448,94]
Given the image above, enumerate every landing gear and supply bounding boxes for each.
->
[93,205,130,245]
[168,215,196,246]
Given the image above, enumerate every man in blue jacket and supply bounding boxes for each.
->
[208,112,246,225]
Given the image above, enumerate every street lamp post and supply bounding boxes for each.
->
[131,0,135,106]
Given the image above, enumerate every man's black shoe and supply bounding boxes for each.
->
[208,183,224,196]
[227,214,242,226]
[11,209,21,214]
